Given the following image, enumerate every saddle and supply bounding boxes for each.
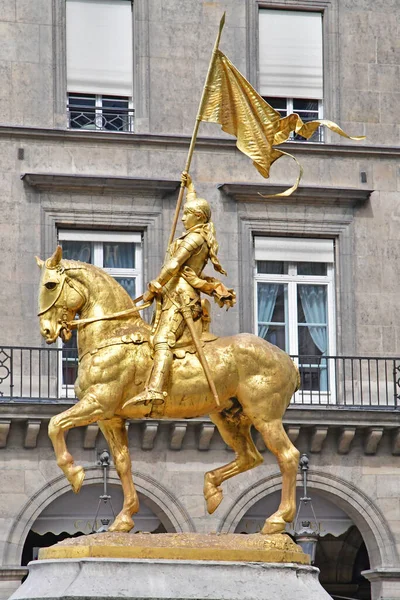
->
[80,299,218,362]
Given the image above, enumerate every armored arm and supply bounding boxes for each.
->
[143,232,204,300]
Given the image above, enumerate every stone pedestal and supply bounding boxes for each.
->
[9,532,331,600]
[10,558,331,600]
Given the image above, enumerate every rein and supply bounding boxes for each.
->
[39,262,151,331]
[66,297,152,330]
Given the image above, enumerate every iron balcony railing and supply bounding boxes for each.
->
[67,101,134,132]
[0,346,399,408]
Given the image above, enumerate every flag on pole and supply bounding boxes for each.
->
[199,50,364,197]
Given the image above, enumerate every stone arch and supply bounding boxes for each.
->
[218,469,398,569]
[4,467,195,566]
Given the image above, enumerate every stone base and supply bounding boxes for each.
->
[37,532,309,564]
[10,558,332,600]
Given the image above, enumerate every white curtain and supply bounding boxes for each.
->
[67,0,133,96]
[257,283,279,339]
[299,284,328,389]
[259,9,323,99]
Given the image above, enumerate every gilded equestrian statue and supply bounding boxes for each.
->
[36,178,300,536]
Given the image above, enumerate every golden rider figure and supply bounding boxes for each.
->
[126,173,236,408]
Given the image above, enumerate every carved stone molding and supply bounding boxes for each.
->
[392,428,400,456]
[0,420,11,448]
[141,423,158,451]
[0,405,399,456]
[22,173,180,196]
[198,423,216,451]
[24,420,41,449]
[310,426,329,453]
[170,423,187,451]
[364,427,384,455]
[337,427,357,455]
[286,427,300,444]
[220,182,372,207]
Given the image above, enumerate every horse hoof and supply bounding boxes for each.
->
[108,515,134,533]
[205,487,223,514]
[261,517,286,535]
[70,466,85,494]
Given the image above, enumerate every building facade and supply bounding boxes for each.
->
[0,1,399,599]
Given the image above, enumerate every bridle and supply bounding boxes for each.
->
[38,262,151,336]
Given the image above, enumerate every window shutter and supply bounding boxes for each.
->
[66,0,133,96]
[259,9,323,99]
[254,237,334,263]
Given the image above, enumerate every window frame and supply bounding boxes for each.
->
[53,0,150,132]
[57,229,144,396]
[246,0,340,131]
[254,246,337,403]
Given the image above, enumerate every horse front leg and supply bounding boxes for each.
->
[48,393,104,493]
[99,417,139,533]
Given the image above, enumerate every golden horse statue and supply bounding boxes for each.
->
[37,246,300,535]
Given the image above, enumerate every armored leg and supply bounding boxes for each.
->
[123,308,183,407]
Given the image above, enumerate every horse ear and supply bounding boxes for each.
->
[47,245,63,268]
[35,256,44,268]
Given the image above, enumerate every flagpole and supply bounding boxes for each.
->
[167,12,226,248]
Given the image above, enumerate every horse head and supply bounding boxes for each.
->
[36,246,85,344]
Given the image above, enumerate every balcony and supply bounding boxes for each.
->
[0,346,398,409]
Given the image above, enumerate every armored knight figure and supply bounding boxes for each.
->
[125,173,236,408]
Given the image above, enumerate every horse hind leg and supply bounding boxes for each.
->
[48,393,104,493]
[99,417,139,533]
[251,416,300,534]
[204,411,263,514]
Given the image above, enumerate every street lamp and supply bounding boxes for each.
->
[91,449,115,533]
[293,454,319,564]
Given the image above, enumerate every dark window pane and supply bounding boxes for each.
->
[258,283,286,324]
[262,97,287,117]
[68,94,96,130]
[259,324,286,350]
[297,285,327,325]
[102,96,129,131]
[256,260,287,274]
[298,325,326,355]
[293,99,318,112]
[299,364,327,392]
[297,262,327,276]
[115,277,136,299]
[61,240,92,263]
[103,243,135,268]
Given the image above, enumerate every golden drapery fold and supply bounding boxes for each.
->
[199,50,364,197]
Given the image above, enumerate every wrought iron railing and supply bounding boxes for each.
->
[67,99,134,132]
[0,346,399,408]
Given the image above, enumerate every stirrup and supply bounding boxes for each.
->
[144,389,167,406]
[122,389,166,410]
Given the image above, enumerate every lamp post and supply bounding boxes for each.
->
[91,449,115,533]
[293,454,319,564]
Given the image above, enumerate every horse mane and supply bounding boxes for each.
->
[60,258,151,335]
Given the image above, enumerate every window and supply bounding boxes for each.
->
[58,230,143,392]
[68,93,134,132]
[254,237,336,400]
[259,9,323,142]
[66,0,134,131]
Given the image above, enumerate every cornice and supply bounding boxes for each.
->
[219,183,373,206]
[1,403,399,456]
[21,173,180,195]
[0,125,399,158]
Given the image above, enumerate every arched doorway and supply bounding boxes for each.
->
[234,489,371,600]
[21,483,168,565]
